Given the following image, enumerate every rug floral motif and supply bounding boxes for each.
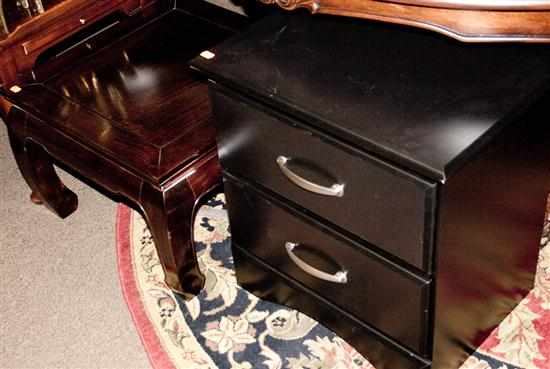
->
[117,194,550,369]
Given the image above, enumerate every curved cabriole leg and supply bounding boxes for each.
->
[8,131,78,219]
[30,191,43,204]
[140,179,206,301]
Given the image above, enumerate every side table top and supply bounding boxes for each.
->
[5,8,240,182]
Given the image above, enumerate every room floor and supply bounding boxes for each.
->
[0,120,151,369]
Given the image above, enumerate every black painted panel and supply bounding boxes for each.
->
[192,12,550,180]
[214,89,436,272]
[232,246,431,369]
[224,176,432,354]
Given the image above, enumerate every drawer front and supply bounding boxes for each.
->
[21,0,133,56]
[213,89,436,272]
[224,177,432,355]
[232,247,431,369]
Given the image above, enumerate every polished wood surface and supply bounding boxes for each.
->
[8,11,235,182]
[0,0,147,88]
[1,0,66,37]
[0,0,133,39]
[379,0,550,10]
[7,109,78,218]
[193,11,550,369]
[212,88,436,272]
[139,150,222,299]
[2,2,248,299]
[258,0,550,42]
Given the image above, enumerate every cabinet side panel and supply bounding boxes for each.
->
[432,92,550,369]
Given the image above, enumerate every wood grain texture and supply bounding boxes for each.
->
[258,0,550,42]
[378,0,550,10]
[7,11,233,183]
[139,150,222,299]
[7,108,78,219]
[0,0,144,88]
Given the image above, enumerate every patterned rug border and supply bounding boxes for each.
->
[116,205,176,369]
[115,198,550,369]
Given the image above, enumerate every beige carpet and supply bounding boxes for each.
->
[0,120,151,368]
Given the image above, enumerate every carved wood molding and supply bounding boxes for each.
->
[259,0,320,13]
[259,0,550,42]
[381,0,550,10]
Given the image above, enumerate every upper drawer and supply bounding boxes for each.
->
[212,89,437,272]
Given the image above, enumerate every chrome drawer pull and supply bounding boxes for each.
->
[276,156,344,197]
[285,242,348,284]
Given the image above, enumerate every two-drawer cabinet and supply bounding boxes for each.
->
[191,12,550,369]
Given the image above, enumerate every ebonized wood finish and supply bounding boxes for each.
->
[223,172,432,355]
[257,0,550,43]
[2,1,248,299]
[211,89,437,273]
[191,12,550,369]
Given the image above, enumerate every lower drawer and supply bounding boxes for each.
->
[224,175,432,355]
[232,246,431,369]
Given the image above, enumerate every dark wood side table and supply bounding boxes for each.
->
[2,1,248,300]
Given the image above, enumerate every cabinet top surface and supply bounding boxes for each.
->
[192,13,550,181]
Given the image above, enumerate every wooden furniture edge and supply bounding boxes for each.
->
[379,0,550,11]
[259,0,550,42]
[0,0,155,88]
[0,0,140,49]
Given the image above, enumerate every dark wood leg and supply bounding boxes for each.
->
[8,131,78,219]
[139,151,222,300]
[30,191,44,204]
[140,179,206,300]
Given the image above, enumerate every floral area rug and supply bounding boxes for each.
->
[116,194,550,369]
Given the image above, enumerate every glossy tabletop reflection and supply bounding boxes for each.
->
[11,11,233,181]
